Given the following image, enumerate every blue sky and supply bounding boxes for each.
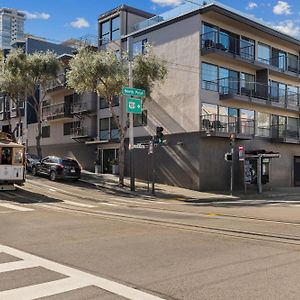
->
[0,0,300,42]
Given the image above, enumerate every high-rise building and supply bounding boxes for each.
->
[0,8,25,49]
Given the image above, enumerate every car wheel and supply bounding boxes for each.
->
[32,166,37,176]
[50,171,56,181]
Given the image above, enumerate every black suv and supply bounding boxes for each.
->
[32,156,81,181]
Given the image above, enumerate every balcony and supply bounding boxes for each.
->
[71,102,89,114]
[44,73,66,93]
[200,114,254,139]
[200,31,300,78]
[10,108,25,118]
[42,102,72,121]
[217,78,300,112]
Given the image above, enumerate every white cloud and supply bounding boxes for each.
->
[246,2,258,10]
[272,20,300,37]
[151,0,183,7]
[273,1,292,15]
[22,11,50,20]
[70,18,90,29]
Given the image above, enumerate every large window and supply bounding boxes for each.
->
[240,73,255,95]
[42,126,50,138]
[100,16,120,45]
[256,112,270,137]
[258,43,271,64]
[201,63,218,91]
[240,36,254,60]
[287,85,298,106]
[270,81,286,104]
[288,53,298,73]
[133,110,147,127]
[133,39,147,57]
[272,48,286,70]
[240,109,254,135]
[64,121,80,136]
[99,117,119,140]
[218,68,239,94]
[99,96,119,109]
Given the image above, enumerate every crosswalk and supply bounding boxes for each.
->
[0,244,164,300]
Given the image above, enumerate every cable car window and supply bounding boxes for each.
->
[13,148,23,164]
[1,148,12,165]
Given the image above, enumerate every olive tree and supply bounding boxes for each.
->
[0,49,61,156]
[67,46,167,186]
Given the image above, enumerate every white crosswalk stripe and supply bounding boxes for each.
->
[0,244,164,300]
[0,203,34,212]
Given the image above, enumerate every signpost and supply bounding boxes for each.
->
[122,81,146,192]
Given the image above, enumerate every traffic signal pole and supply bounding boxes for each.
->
[127,36,135,191]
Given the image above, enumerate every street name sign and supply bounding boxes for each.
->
[127,97,142,114]
[122,87,145,98]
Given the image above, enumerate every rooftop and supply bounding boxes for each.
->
[128,1,300,47]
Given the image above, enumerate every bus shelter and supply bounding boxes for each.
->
[244,150,280,193]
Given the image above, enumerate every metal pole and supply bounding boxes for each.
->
[127,36,135,192]
[151,138,155,195]
[230,146,234,196]
[257,155,262,194]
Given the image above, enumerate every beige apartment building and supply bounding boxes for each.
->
[7,1,300,191]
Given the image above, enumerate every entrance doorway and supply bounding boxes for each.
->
[101,149,119,174]
[294,156,300,186]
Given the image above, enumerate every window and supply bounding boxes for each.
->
[272,48,286,70]
[270,81,286,104]
[42,126,50,138]
[99,118,110,140]
[271,115,286,139]
[1,147,12,165]
[218,68,239,94]
[201,63,218,91]
[219,29,239,54]
[111,16,120,41]
[133,39,147,57]
[100,15,120,45]
[201,103,217,116]
[256,112,270,137]
[288,53,298,73]
[287,85,298,106]
[13,148,23,165]
[240,73,255,95]
[100,20,110,45]
[201,23,217,47]
[287,117,298,138]
[99,96,119,109]
[15,123,23,138]
[240,109,254,135]
[240,36,254,60]
[258,43,271,64]
[64,122,80,136]
[133,110,147,127]
[0,96,4,113]
[99,117,119,140]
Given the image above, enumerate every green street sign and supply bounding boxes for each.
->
[122,87,145,98]
[127,98,142,114]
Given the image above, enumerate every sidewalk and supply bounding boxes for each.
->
[80,171,300,202]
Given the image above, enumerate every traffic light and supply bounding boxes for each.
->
[156,126,164,144]
[229,133,235,148]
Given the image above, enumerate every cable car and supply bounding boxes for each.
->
[0,132,25,190]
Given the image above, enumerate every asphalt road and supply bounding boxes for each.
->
[0,175,300,299]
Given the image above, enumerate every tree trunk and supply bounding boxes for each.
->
[118,130,125,186]
[36,120,42,158]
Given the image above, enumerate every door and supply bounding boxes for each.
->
[294,157,300,186]
[103,149,116,174]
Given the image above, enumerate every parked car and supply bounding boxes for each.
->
[26,153,41,172]
[31,156,81,181]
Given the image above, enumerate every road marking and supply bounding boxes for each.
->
[99,202,119,207]
[63,200,96,208]
[49,188,57,192]
[0,203,34,212]
[0,244,164,300]
[0,260,39,273]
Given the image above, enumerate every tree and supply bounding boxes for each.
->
[0,49,27,142]
[67,46,167,186]
[0,49,61,156]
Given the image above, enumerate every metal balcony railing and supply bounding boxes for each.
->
[71,102,88,114]
[271,124,299,140]
[218,77,300,107]
[201,31,255,60]
[200,114,255,135]
[42,102,72,119]
[201,31,300,74]
[44,73,66,92]
[71,127,88,137]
